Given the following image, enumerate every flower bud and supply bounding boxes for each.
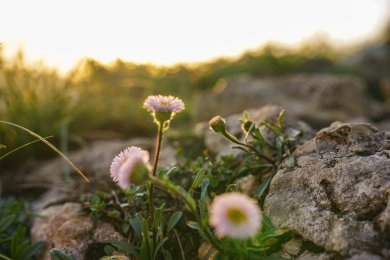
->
[129,162,150,185]
[209,116,227,134]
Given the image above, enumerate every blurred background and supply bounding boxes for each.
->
[1,0,390,169]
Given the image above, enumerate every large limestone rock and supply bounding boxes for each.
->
[264,122,390,259]
[194,74,383,128]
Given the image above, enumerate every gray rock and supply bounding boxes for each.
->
[343,43,390,84]
[297,251,334,260]
[31,203,123,260]
[194,74,384,128]
[281,238,302,256]
[264,122,390,258]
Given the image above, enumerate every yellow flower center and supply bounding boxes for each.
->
[226,208,247,225]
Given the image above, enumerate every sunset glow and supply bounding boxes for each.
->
[1,0,389,72]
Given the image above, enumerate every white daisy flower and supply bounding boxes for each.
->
[110,146,150,188]
[209,192,262,239]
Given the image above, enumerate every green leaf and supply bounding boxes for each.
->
[100,256,130,260]
[199,178,210,219]
[261,121,283,137]
[254,175,273,199]
[0,253,12,260]
[102,240,139,256]
[262,215,276,232]
[164,166,178,177]
[0,214,16,233]
[225,183,238,192]
[152,205,164,232]
[284,153,295,168]
[152,237,168,260]
[277,109,286,129]
[186,221,199,230]
[167,211,182,234]
[140,219,153,260]
[21,241,45,260]
[0,144,6,149]
[129,216,142,238]
[244,121,256,140]
[189,169,206,195]
[49,248,74,260]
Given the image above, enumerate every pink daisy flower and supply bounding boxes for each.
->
[110,146,150,188]
[209,192,262,239]
[143,95,185,114]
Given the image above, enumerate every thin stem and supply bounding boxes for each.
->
[174,229,186,260]
[148,124,164,215]
[222,131,275,167]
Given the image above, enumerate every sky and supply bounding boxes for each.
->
[1,0,389,72]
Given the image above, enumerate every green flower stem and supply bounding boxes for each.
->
[221,130,275,167]
[149,176,222,251]
[148,124,164,215]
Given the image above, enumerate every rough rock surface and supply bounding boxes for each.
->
[194,74,383,128]
[264,122,390,259]
[196,104,314,157]
[31,203,123,260]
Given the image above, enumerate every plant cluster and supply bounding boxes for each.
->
[0,198,44,260]
[72,95,303,260]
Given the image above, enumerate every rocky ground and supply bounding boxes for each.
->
[3,43,390,259]
[23,111,390,259]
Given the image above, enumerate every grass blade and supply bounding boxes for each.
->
[0,120,89,182]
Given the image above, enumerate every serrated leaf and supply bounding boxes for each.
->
[167,211,182,234]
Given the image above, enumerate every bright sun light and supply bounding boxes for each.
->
[1,0,389,72]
